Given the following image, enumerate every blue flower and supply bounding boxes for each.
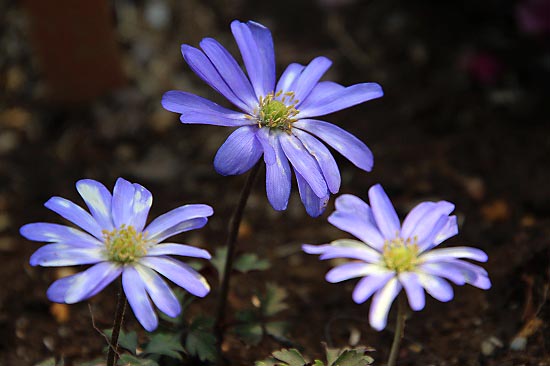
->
[162,20,383,217]
[303,184,490,330]
[21,178,213,332]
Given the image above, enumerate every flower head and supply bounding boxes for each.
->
[162,20,383,217]
[303,184,490,331]
[21,178,213,331]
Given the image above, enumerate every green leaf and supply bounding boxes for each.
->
[212,247,270,281]
[327,347,374,366]
[234,253,270,273]
[271,349,307,366]
[233,322,263,345]
[143,333,185,360]
[185,316,217,362]
[117,354,159,366]
[261,283,289,317]
[103,329,138,355]
[265,321,290,342]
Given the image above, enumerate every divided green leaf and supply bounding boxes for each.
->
[185,316,217,362]
[143,332,185,360]
[117,354,159,366]
[103,329,138,355]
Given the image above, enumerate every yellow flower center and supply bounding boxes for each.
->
[382,236,419,273]
[251,91,299,132]
[103,225,150,264]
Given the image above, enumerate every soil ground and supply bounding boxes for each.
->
[1,0,549,365]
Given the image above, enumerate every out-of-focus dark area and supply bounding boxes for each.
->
[1,0,549,365]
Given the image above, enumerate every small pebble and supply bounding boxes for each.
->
[481,336,503,356]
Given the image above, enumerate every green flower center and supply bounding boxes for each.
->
[252,91,299,132]
[103,225,150,264]
[382,236,419,273]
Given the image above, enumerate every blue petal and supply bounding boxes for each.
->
[328,195,385,250]
[145,204,213,243]
[433,215,458,245]
[200,37,258,111]
[368,184,401,240]
[112,178,137,228]
[30,244,105,267]
[279,133,327,198]
[325,262,374,283]
[297,83,383,119]
[293,128,340,194]
[293,119,373,172]
[231,20,276,98]
[214,126,263,176]
[256,128,276,165]
[146,243,211,259]
[130,183,154,232]
[297,81,345,110]
[369,277,402,331]
[419,246,489,263]
[20,223,102,247]
[291,57,332,103]
[275,63,305,92]
[352,272,394,304]
[401,201,455,244]
[181,45,253,112]
[123,266,158,331]
[141,256,211,297]
[76,179,114,231]
[417,214,451,252]
[264,131,291,211]
[398,272,425,311]
[62,262,122,304]
[44,197,103,239]
[134,263,181,318]
[417,273,454,302]
[295,171,329,217]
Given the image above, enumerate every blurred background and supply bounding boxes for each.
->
[1,0,549,365]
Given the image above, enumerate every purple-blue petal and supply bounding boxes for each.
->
[402,201,455,244]
[297,81,345,110]
[352,272,394,304]
[369,277,402,331]
[293,119,373,172]
[30,244,105,267]
[433,215,459,245]
[325,262,373,283]
[419,246,489,263]
[134,263,181,318]
[76,179,114,231]
[292,57,332,103]
[44,197,103,239]
[328,194,385,250]
[145,204,213,242]
[62,262,122,304]
[297,83,383,119]
[256,128,276,165]
[181,45,253,112]
[214,126,263,176]
[293,128,340,194]
[20,223,102,247]
[417,273,454,302]
[279,133,327,198]
[162,90,252,127]
[368,184,401,240]
[295,171,329,217]
[123,266,158,331]
[199,37,258,110]
[112,178,137,228]
[275,63,305,92]
[231,20,276,98]
[398,272,425,311]
[146,243,211,259]
[130,183,153,232]
[264,132,291,210]
[140,256,210,297]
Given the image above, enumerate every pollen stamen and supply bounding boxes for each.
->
[382,236,420,273]
[253,91,299,132]
[103,225,150,264]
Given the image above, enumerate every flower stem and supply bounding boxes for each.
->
[107,282,127,366]
[387,294,407,366]
[214,161,261,354]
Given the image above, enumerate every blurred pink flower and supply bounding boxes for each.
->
[517,0,550,36]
